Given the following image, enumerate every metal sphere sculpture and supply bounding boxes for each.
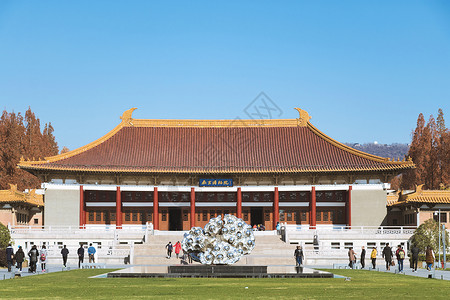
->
[181,214,255,265]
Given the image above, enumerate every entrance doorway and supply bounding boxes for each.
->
[250,207,264,227]
[169,208,183,231]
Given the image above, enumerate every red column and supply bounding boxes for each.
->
[237,187,242,219]
[116,186,122,228]
[79,185,84,228]
[310,186,316,229]
[153,187,159,230]
[273,187,279,229]
[190,187,196,228]
[347,186,352,227]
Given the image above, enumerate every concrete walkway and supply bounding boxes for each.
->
[325,264,450,281]
[0,264,128,280]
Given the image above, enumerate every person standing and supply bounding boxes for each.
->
[294,246,304,267]
[425,246,435,271]
[174,241,182,259]
[382,243,393,271]
[6,243,14,272]
[166,241,173,259]
[276,222,281,235]
[396,245,405,272]
[348,247,356,269]
[360,246,366,269]
[61,245,69,267]
[410,244,420,272]
[370,247,377,269]
[40,245,48,272]
[14,246,25,272]
[28,245,39,273]
[88,243,96,263]
[77,245,85,268]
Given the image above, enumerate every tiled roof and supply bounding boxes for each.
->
[389,185,450,206]
[18,108,415,174]
[0,184,44,207]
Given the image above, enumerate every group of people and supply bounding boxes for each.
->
[4,243,98,272]
[252,224,266,231]
[165,241,192,263]
[5,244,48,273]
[348,243,436,272]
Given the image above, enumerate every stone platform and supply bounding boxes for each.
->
[107,265,334,278]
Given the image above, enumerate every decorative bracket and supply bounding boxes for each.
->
[294,107,311,127]
[120,108,137,126]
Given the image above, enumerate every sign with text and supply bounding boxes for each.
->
[199,179,233,187]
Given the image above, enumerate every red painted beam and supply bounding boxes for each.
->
[273,187,279,228]
[310,186,316,228]
[347,186,352,227]
[116,186,122,228]
[190,187,196,228]
[153,187,159,230]
[79,185,84,228]
[237,187,242,219]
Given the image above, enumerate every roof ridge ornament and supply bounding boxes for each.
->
[294,107,311,127]
[120,108,137,126]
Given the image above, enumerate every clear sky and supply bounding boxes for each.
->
[1,1,449,151]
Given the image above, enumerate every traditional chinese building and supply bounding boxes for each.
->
[0,184,44,226]
[387,185,450,229]
[18,107,414,231]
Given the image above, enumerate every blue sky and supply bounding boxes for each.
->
[1,1,449,150]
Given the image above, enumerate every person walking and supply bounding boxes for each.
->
[6,243,14,272]
[61,245,69,267]
[360,246,366,269]
[382,243,393,271]
[294,246,304,267]
[88,243,96,263]
[28,245,39,273]
[40,245,48,272]
[425,246,435,271]
[14,246,25,272]
[370,247,377,269]
[174,241,182,259]
[410,244,420,272]
[348,247,356,269]
[396,245,405,272]
[166,241,173,259]
[77,244,85,268]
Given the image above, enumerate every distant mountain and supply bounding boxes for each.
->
[344,143,409,160]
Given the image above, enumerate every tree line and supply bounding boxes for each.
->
[0,108,59,190]
[397,108,450,190]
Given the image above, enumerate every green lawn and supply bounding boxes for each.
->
[0,269,449,299]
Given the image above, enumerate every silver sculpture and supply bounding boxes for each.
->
[181,214,255,265]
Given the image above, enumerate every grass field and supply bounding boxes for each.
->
[1,269,449,299]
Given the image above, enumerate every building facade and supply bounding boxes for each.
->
[387,185,450,229]
[18,107,414,231]
[0,184,44,226]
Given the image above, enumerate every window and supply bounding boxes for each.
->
[287,212,292,221]
[125,212,130,221]
[96,212,101,222]
[331,242,340,249]
[104,211,110,222]
[146,212,152,222]
[301,212,307,222]
[244,212,249,221]
[316,211,321,222]
[34,218,39,224]
[344,242,353,249]
[210,210,215,218]
[162,211,167,222]
[203,211,207,221]
[111,212,116,222]
[132,211,138,221]
[279,210,285,221]
[183,211,188,222]
[89,212,94,222]
[323,211,328,222]
[265,213,270,222]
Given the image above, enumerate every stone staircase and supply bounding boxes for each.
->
[133,233,299,266]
